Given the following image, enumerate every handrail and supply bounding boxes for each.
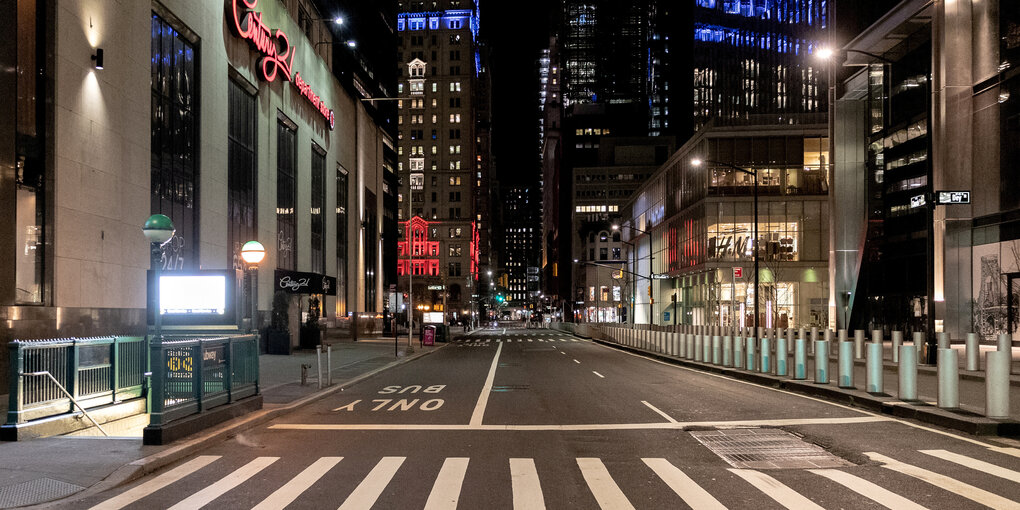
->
[22,371,108,436]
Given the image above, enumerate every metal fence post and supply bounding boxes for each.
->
[966,333,979,371]
[194,343,204,412]
[986,350,1011,418]
[111,339,119,403]
[937,348,959,409]
[7,342,23,425]
[149,339,166,426]
[68,339,79,414]
[226,338,234,403]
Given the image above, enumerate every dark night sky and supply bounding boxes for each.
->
[480,1,554,188]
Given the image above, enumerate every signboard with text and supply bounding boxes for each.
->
[733,267,743,279]
[274,269,337,295]
[936,191,970,205]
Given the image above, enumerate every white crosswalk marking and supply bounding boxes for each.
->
[424,458,470,510]
[865,452,1020,509]
[808,469,927,510]
[642,458,726,510]
[252,457,343,510]
[510,458,546,510]
[89,456,221,510]
[338,456,406,510]
[728,469,823,510]
[920,449,1020,484]
[577,458,635,510]
[168,457,279,510]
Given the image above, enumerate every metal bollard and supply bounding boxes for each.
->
[679,333,687,358]
[761,337,771,374]
[837,329,848,344]
[838,341,855,388]
[694,335,703,362]
[937,348,959,409]
[735,336,745,369]
[794,338,807,380]
[998,333,1012,353]
[758,327,766,341]
[872,329,883,346]
[786,328,794,355]
[986,350,1011,418]
[687,334,695,360]
[776,337,788,376]
[854,330,865,360]
[723,335,733,367]
[966,333,979,371]
[892,331,903,364]
[811,327,820,343]
[746,337,756,371]
[316,345,323,390]
[712,335,721,365]
[937,332,950,351]
[327,344,332,387]
[703,334,712,362]
[899,345,918,400]
[824,329,833,343]
[814,340,829,384]
[866,342,884,394]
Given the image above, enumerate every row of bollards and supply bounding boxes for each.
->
[597,324,1014,419]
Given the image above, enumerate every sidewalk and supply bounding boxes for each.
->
[0,332,447,508]
[592,333,1020,436]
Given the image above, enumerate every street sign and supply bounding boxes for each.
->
[733,267,743,279]
[936,190,970,205]
[910,194,927,209]
[651,274,670,280]
[427,285,445,290]
[612,270,623,279]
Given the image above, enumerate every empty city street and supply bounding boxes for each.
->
[70,329,1020,509]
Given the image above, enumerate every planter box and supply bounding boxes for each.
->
[266,329,291,355]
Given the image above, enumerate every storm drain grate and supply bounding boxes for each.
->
[690,428,853,470]
[0,478,84,508]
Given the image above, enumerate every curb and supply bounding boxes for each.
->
[591,338,1020,437]
[32,344,447,509]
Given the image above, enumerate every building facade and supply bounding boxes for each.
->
[624,122,830,327]
[395,1,490,325]
[833,0,1020,342]
[502,186,541,309]
[0,0,396,391]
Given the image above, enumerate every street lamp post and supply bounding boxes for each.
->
[241,241,266,333]
[143,214,175,345]
[691,159,759,332]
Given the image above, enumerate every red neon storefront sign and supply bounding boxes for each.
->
[229,0,335,130]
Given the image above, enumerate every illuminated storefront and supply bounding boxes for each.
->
[624,122,830,328]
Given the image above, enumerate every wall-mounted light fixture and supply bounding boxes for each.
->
[91,48,104,69]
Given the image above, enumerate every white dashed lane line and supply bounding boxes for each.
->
[592,371,605,379]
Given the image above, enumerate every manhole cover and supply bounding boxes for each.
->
[0,478,84,508]
[690,428,854,469]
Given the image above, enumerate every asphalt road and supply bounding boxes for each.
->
[69,328,1020,509]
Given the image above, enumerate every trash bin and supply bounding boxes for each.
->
[423,325,436,346]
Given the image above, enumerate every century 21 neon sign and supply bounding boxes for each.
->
[229,0,335,130]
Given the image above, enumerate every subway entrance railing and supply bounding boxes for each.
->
[148,334,260,427]
[4,336,146,434]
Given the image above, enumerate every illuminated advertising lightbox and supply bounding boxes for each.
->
[423,312,444,324]
[147,269,242,326]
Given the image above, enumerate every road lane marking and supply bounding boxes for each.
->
[573,359,581,364]
[424,458,470,510]
[577,458,635,510]
[642,458,726,510]
[560,351,566,355]
[470,341,503,426]
[592,371,605,378]
[338,457,406,510]
[269,416,892,432]
[865,452,1016,509]
[728,469,823,510]
[808,469,927,509]
[252,457,343,510]
[89,456,221,510]
[510,458,546,510]
[168,457,278,510]
[641,401,677,424]
[920,449,1020,483]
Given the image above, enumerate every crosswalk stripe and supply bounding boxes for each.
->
[89,456,221,510]
[577,458,635,510]
[424,458,470,510]
[252,457,343,510]
[808,469,927,510]
[728,469,823,510]
[168,457,278,510]
[571,339,578,342]
[866,452,1019,509]
[338,457,406,510]
[920,449,1020,484]
[510,458,546,510]
[642,458,726,510]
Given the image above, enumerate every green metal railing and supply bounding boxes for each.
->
[6,336,146,425]
[148,334,259,426]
